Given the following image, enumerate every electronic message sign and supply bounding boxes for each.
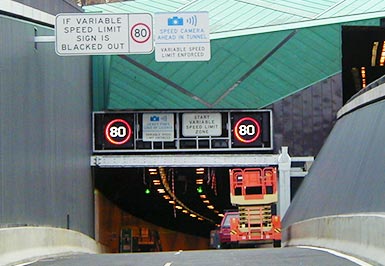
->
[93,113,134,150]
[231,111,272,148]
[93,110,272,153]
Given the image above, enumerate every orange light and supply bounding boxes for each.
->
[380,42,385,66]
[361,67,367,88]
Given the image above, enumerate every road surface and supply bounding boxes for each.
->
[27,247,370,266]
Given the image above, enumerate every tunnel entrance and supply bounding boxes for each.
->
[91,153,312,252]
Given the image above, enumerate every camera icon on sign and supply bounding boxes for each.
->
[150,116,160,122]
[168,16,183,26]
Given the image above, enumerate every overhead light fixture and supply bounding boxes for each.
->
[157,188,165,194]
[196,178,204,185]
[380,41,385,66]
[372,41,379,66]
[196,168,205,174]
[149,168,158,175]
[361,66,366,88]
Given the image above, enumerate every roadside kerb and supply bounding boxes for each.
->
[283,213,385,266]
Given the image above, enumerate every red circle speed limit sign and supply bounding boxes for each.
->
[233,117,261,143]
[131,23,151,43]
[104,119,132,145]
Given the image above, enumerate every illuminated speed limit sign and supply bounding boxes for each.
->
[93,113,134,151]
[234,117,261,143]
[104,119,132,145]
[231,111,272,149]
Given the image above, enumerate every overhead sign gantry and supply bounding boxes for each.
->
[92,110,273,153]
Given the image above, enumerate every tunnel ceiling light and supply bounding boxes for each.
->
[149,168,158,175]
[380,41,385,66]
[196,167,205,173]
[207,205,215,209]
[157,188,165,194]
[158,166,216,225]
[196,178,204,184]
[361,66,366,88]
[372,41,379,66]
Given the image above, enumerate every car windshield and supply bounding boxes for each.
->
[223,214,238,227]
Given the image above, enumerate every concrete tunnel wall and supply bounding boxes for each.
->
[282,81,385,265]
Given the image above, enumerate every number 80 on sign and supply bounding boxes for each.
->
[104,119,132,145]
[128,14,154,54]
[233,117,261,144]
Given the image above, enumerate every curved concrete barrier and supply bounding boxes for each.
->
[283,213,385,266]
[0,226,105,266]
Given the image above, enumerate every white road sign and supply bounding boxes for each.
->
[154,12,210,62]
[55,13,153,56]
[182,113,221,137]
[142,113,174,141]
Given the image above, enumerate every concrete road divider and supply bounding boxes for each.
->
[0,226,105,266]
[283,213,385,266]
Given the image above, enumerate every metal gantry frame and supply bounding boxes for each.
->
[92,110,273,153]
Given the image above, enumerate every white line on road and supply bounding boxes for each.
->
[298,246,373,266]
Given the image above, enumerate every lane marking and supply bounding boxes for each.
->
[164,262,173,266]
[298,246,373,266]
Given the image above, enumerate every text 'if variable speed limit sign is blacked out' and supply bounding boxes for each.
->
[55,13,153,56]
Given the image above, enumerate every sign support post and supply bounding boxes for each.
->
[278,146,292,218]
